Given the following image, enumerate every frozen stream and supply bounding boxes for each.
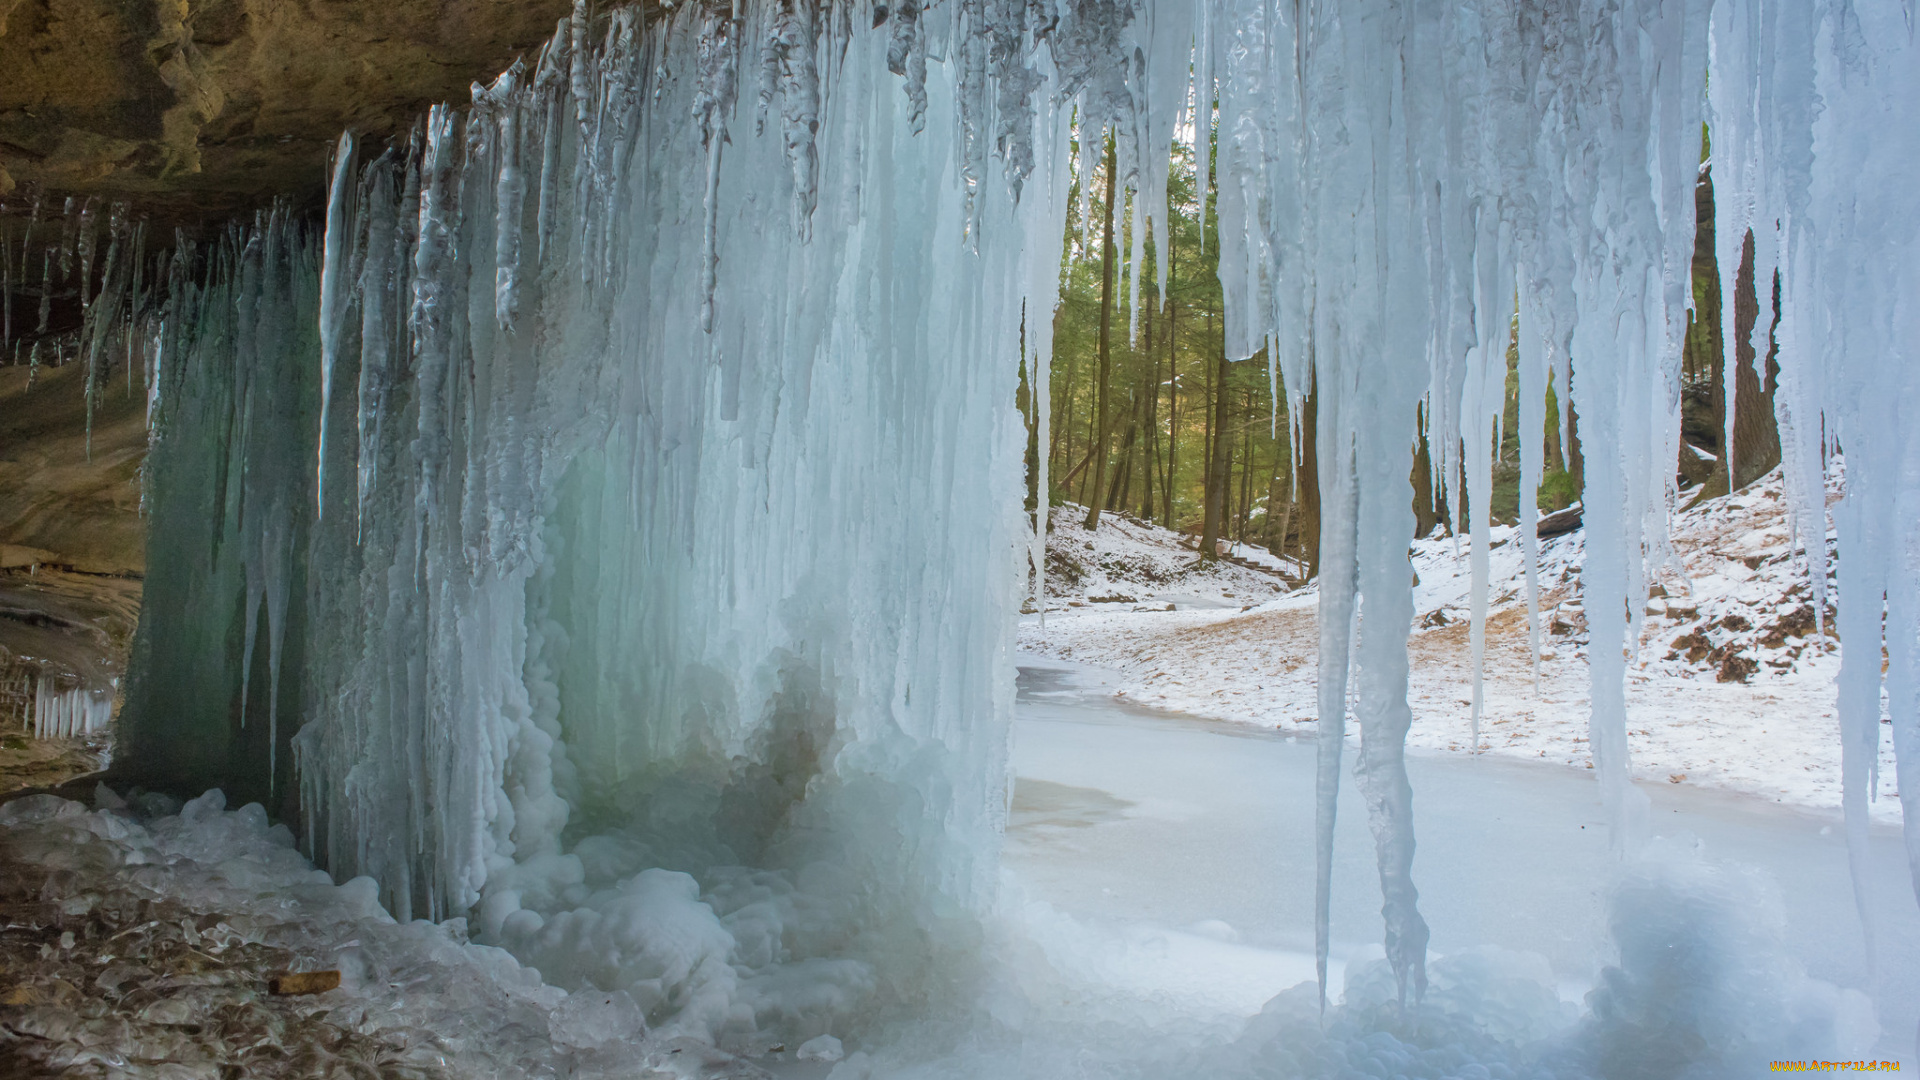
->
[1006,655,1920,1062]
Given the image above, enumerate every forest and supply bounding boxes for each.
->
[1025,124,1785,578]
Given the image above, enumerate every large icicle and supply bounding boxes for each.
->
[1706,0,1920,959]
[316,131,357,517]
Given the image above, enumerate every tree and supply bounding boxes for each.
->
[1682,140,1780,504]
[1082,134,1120,531]
[1199,339,1232,557]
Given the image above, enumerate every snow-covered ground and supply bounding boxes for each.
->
[1021,469,1903,821]
[1034,505,1289,612]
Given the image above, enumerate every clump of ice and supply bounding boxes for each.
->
[797,1033,845,1062]
[549,987,648,1049]
[1572,843,1880,1078]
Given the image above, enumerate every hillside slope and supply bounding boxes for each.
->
[1022,469,1898,820]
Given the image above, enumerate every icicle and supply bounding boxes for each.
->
[412,105,458,499]
[75,198,98,309]
[356,158,398,538]
[318,130,358,519]
[770,0,821,235]
[887,0,927,134]
[695,0,742,333]
[82,205,129,461]
[17,195,40,296]
[56,196,75,279]
[485,64,527,329]
[1516,273,1546,689]
[1192,2,1210,252]
[1461,231,1513,756]
[31,676,110,739]
[571,0,595,130]
[535,17,571,262]
[36,249,51,334]
[956,0,989,246]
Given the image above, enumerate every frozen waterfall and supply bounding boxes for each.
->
[61,0,1917,1050]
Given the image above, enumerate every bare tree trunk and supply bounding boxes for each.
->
[1163,295,1179,528]
[1411,401,1441,538]
[1052,308,1074,488]
[1729,231,1782,490]
[1083,135,1119,530]
[1106,385,1140,512]
[1199,342,1232,558]
[1272,475,1296,569]
[1019,324,1039,517]
[1141,301,1158,521]
[1237,383,1255,541]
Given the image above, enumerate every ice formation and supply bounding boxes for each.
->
[0,0,1894,1050]
[31,676,113,739]
[124,0,1071,1045]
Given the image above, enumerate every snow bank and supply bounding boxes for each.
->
[1022,469,1901,821]
[1035,504,1289,613]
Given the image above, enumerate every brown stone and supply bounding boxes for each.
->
[267,969,340,995]
[1715,653,1757,684]
[0,0,590,237]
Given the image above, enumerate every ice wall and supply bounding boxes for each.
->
[122,0,1087,1044]
[1706,0,1920,957]
[1200,0,1920,1006]
[1198,0,1712,1005]
[99,0,1920,1041]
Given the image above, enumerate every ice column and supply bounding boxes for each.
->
[1708,0,1920,949]
[125,0,1108,1034]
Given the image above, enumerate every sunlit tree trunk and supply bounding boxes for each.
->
[1083,134,1119,530]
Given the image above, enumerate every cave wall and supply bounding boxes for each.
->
[0,0,577,231]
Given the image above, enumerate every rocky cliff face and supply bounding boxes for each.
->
[0,0,573,230]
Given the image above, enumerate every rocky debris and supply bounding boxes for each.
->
[0,848,457,1078]
[0,790,762,1079]
[0,724,105,795]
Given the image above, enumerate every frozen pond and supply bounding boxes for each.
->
[1007,655,1920,1061]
